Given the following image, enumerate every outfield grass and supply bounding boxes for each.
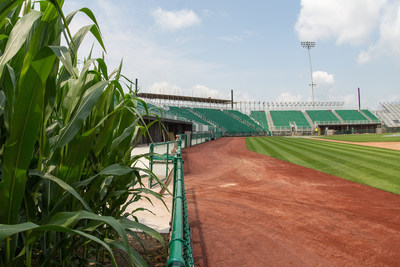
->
[315,133,400,142]
[246,137,400,195]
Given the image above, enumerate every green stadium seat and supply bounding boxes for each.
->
[270,110,311,128]
[361,109,380,122]
[250,111,269,131]
[193,108,259,134]
[306,110,340,124]
[335,110,368,122]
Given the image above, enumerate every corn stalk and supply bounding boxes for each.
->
[0,1,165,266]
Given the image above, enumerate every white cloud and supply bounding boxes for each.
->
[383,94,400,102]
[147,82,183,95]
[146,83,233,100]
[295,0,386,45]
[191,85,225,98]
[151,7,201,31]
[358,2,400,63]
[64,2,222,94]
[313,71,334,87]
[219,31,254,42]
[296,0,400,64]
[343,94,357,107]
[232,89,255,102]
[275,92,304,102]
[357,50,372,64]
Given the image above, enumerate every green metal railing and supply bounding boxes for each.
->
[190,132,211,146]
[178,134,188,148]
[214,131,223,139]
[166,143,194,267]
[146,133,224,265]
[149,140,181,188]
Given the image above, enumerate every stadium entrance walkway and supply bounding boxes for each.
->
[183,137,400,266]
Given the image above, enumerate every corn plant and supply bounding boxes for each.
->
[0,1,166,266]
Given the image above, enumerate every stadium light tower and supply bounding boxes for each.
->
[301,41,316,105]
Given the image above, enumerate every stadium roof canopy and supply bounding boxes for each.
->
[137,92,232,104]
[265,101,344,109]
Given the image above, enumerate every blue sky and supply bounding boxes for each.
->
[64,0,400,110]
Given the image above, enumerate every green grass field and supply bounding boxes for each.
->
[315,133,400,142]
[246,136,400,195]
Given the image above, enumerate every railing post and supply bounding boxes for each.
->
[166,142,170,179]
[167,157,185,267]
[149,143,154,188]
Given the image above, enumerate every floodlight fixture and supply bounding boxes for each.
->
[301,41,316,105]
[301,41,315,48]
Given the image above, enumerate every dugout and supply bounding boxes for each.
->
[136,115,192,144]
[317,122,381,135]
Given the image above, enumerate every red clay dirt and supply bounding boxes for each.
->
[183,137,400,267]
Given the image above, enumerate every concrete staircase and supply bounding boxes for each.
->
[303,111,315,128]
[222,110,263,134]
[265,110,274,129]
[332,110,344,123]
[359,110,373,122]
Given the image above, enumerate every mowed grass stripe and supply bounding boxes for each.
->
[253,137,340,171]
[275,138,400,188]
[246,137,400,194]
[316,133,400,142]
[307,138,400,159]
[248,137,400,192]
[257,137,400,186]
[249,137,313,167]
[279,138,399,173]
[254,137,393,186]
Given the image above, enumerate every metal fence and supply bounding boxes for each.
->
[149,132,223,187]
[148,134,225,265]
[149,140,181,188]
[190,132,211,146]
[166,153,194,267]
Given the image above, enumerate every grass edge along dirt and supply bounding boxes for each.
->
[246,136,400,195]
[315,133,400,142]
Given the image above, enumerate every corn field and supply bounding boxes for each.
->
[0,0,166,266]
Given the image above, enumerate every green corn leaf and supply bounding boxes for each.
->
[100,164,132,176]
[47,210,135,265]
[0,222,117,266]
[29,170,93,212]
[96,58,108,80]
[63,128,96,169]
[0,90,5,117]
[0,0,25,30]
[105,238,148,267]
[74,164,132,189]
[69,24,105,59]
[130,187,169,211]
[119,217,166,246]
[0,10,42,77]
[62,58,96,120]
[109,117,139,152]
[52,80,108,151]
[0,222,38,241]
[92,112,117,156]
[49,46,76,78]
[0,46,56,225]
[66,7,106,53]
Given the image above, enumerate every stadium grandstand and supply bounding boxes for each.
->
[376,102,400,131]
[136,92,398,138]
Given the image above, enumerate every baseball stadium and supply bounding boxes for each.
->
[136,92,400,266]
[2,2,400,266]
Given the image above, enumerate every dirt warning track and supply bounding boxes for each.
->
[183,137,400,267]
